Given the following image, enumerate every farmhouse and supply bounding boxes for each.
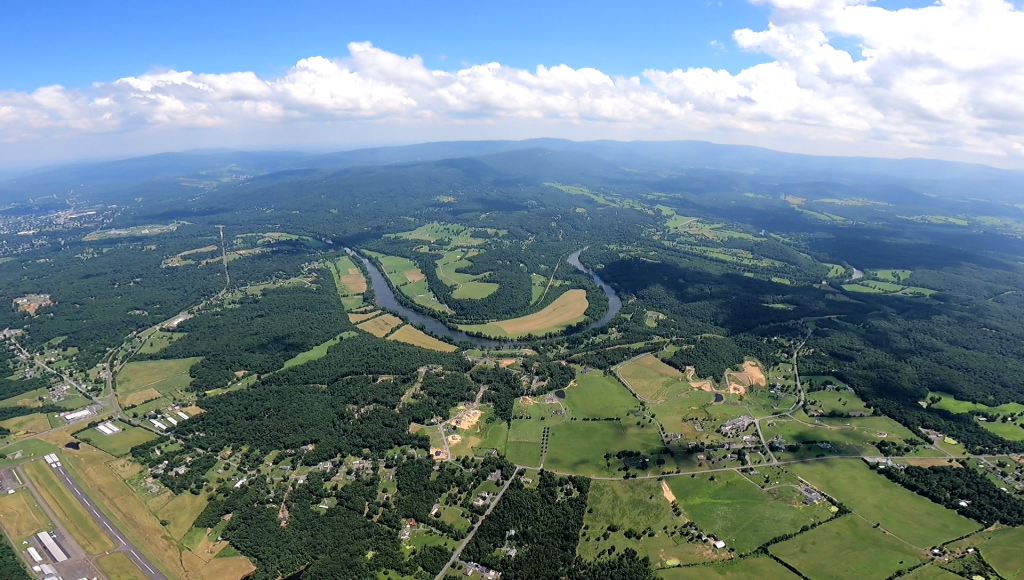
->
[720,415,755,437]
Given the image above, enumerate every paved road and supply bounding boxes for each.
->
[40,461,170,580]
[434,467,519,580]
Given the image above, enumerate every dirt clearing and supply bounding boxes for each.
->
[661,480,677,504]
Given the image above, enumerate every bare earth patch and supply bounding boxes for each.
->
[448,434,463,444]
[121,387,162,407]
[661,479,677,504]
[357,314,403,337]
[387,325,458,352]
[452,409,482,429]
[341,268,367,294]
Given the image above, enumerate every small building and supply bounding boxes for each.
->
[713,540,726,549]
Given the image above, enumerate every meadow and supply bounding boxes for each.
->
[116,357,200,411]
[770,515,925,580]
[788,459,979,548]
[544,420,664,476]
[803,389,872,416]
[928,392,1024,415]
[617,354,690,402]
[436,250,498,299]
[975,526,1024,579]
[763,414,921,459]
[665,471,833,553]
[97,552,147,580]
[459,289,588,338]
[562,369,640,419]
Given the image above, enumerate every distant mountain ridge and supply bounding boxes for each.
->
[1,139,1022,205]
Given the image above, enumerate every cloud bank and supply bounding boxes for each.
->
[3,0,1024,166]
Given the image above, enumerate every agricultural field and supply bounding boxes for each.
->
[447,408,504,456]
[901,566,963,580]
[459,289,588,338]
[563,370,640,419]
[0,488,52,541]
[22,458,117,554]
[386,325,458,352]
[666,471,833,553]
[77,420,158,457]
[137,330,185,354]
[367,251,452,313]
[657,556,800,580]
[872,269,913,283]
[617,354,691,402]
[927,392,1024,415]
[393,222,498,247]
[116,357,200,411]
[505,398,564,467]
[544,419,664,476]
[788,460,979,548]
[281,332,357,369]
[356,314,403,337]
[770,515,925,580]
[973,526,1024,579]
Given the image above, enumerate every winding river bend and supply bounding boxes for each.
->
[349,248,621,348]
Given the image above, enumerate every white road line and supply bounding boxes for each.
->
[92,509,101,517]
[73,488,81,496]
[103,522,114,532]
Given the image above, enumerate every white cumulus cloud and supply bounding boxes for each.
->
[2,0,1024,166]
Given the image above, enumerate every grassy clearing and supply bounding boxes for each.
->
[824,264,847,278]
[657,557,800,579]
[356,314,403,337]
[873,269,913,283]
[452,282,499,299]
[563,369,639,419]
[928,392,1024,415]
[0,488,52,541]
[459,289,588,338]
[788,459,978,548]
[666,471,833,553]
[981,420,1024,441]
[156,491,209,540]
[368,251,452,313]
[22,458,117,554]
[138,331,185,354]
[97,552,147,580]
[281,332,356,369]
[0,412,52,439]
[387,325,457,352]
[78,420,158,457]
[771,515,925,580]
[902,565,963,580]
[763,415,919,459]
[333,256,367,294]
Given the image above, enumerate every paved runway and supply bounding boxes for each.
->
[48,461,171,580]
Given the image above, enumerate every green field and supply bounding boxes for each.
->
[770,515,925,580]
[77,420,158,456]
[138,331,185,354]
[505,398,563,467]
[977,527,1024,579]
[563,370,640,419]
[545,420,664,476]
[657,557,800,580]
[281,332,356,369]
[436,250,499,299]
[366,251,451,313]
[666,471,833,553]
[804,389,872,416]
[981,420,1024,441]
[116,357,200,412]
[97,552,147,580]
[902,565,963,580]
[872,269,912,283]
[763,414,921,459]
[788,460,979,548]
[928,392,1024,415]
[579,479,680,563]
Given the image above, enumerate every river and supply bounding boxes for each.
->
[349,247,621,348]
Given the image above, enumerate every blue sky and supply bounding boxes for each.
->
[1,0,1022,168]
[3,0,777,91]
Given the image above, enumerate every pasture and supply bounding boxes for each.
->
[804,389,872,416]
[788,459,979,548]
[981,420,1024,441]
[563,369,639,419]
[666,471,833,553]
[459,289,588,338]
[579,479,709,566]
[770,515,925,580]
[79,420,158,457]
[23,458,117,554]
[0,488,52,541]
[903,565,967,580]
[281,332,357,369]
[763,414,920,459]
[333,256,367,294]
[977,526,1024,579]
[436,250,499,299]
[657,557,800,580]
[544,420,664,477]
[387,325,458,352]
[138,331,184,354]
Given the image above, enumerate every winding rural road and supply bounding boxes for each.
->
[434,467,520,580]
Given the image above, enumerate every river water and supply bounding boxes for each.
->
[349,247,621,348]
